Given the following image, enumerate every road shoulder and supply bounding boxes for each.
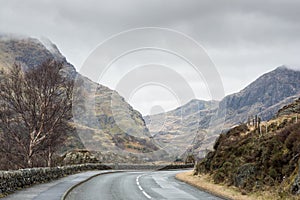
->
[175,171,254,200]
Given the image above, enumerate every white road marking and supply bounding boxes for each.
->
[136,174,152,199]
[142,191,152,199]
[138,185,143,191]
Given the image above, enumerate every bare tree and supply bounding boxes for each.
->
[0,59,73,168]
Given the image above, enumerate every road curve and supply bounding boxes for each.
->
[65,170,224,200]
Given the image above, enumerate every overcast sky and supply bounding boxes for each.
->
[1,0,300,115]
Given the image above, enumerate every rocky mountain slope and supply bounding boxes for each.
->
[222,66,300,125]
[277,98,300,117]
[144,99,219,158]
[194,99,300,198]
[145,66,300,159]
[0,34,158,162]
[144,99,219,135]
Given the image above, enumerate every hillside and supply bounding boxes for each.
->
[277,98,300,117]
[222,66,300,125]
[144,99,219,158]
[194,99,300,198]
[0,34,158,163]
[145,66,300,159]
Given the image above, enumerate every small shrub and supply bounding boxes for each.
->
[213,171,226,183]
[269,167,279,180]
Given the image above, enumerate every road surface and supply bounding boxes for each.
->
[65,170,224,200]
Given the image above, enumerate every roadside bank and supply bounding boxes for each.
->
[175,171,294,200]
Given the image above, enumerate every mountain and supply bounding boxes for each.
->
[0,34,158,162]
[145,66,300,158]
[222,66,300,125]
[144,99,219,135]
[144,99,219,158]
[0,35,83,152]
[2,34,300,163]
[194,98,300,198]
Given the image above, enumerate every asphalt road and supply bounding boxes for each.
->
[65,170,224,200]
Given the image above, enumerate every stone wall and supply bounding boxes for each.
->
[0,164,111,196]
[105,163,194,170]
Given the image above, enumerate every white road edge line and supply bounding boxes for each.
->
[136,174,152,199]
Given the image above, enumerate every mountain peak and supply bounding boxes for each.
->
[276,65,289,70]
[223,65,300,124]
[274,65,300,72]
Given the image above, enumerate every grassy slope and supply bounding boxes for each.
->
[192,99,300,199]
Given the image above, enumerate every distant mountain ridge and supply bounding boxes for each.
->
[145,66,300,158]
[143,99,220,157]
[223,66,300,125]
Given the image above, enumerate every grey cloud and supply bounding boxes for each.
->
[1,0,300,114]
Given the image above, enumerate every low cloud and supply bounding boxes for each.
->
[1,0,299,114]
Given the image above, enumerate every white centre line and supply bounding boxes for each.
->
[136,174,152,199]
[142,191,152,199]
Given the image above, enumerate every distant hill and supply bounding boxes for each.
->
[0,34,158,162]
[144,99,219,157]
[145,66,300,158]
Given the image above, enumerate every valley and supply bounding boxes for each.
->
[0,34,300,199]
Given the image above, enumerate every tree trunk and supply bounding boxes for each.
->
[27,142,34,167]
[47,146,52,167]
[27,155,33,168]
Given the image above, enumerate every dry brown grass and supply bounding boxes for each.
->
[175,171,298,200]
